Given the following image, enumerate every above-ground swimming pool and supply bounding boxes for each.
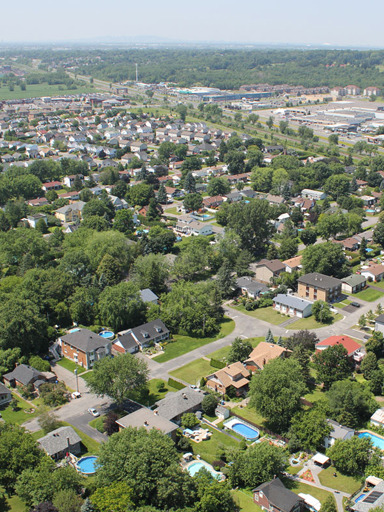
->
[98,330,114,339]
[358,431,384,450]
[186,461,224,480]
[224,417,260,441]
[77,456,98,475]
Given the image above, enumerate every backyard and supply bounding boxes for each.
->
[0,393,45,424]
[190,424,240,465]
[232,305,286,325]
[318,466,362,494]
[354,287,384,302]
[281,477,334,505]
[153,317,235,363]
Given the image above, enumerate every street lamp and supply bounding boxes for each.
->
[74,368,79,393]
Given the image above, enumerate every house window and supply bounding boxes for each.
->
[254,494,259,502]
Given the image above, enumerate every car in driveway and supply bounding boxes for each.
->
[71,391,81,399]
[350,302,361,308]
[88,407,100,417]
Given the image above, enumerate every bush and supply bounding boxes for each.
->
[168,377,185,390]
[210,358,226,369]
[39,382,69,407]
[181,413,198,429]
[29,356,51,372]
[202,394,219,416]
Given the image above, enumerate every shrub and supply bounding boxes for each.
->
[202,394,219,416]
[168,377,185,390]
[210,358,226,369]
[29,356,51,372]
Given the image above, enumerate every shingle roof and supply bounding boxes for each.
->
[154,387,205,421]
[116,408,178,435]
[352,481,384,512]
[61,329,109,353]
[273,294,313,312]
[253,478,303,512]
[256,259,285,273]
[326,419,354,440]
[207,362,250,390]
[298,273,341,289]
[236,277,268,294]
[245,342,291,370]
[3,364,43,386]
[139,288,159,303]
[341,274,366,287]
[38,426,81,456]
[316,336,361,356]
[0,382,11,395]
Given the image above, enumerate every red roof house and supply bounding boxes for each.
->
[315,335,363,362]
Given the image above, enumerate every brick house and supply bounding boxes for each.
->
[0,382,12,406]
[253,478,304,512]
[254,259,285,284]
[297,273,342,302]
[3,364,56,394]
[206,362,250,396]
[58,329,111,369]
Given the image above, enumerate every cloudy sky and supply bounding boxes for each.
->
[2,0,384,48]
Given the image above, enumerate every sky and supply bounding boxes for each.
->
[2,0,384,48]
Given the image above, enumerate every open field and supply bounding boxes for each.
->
[287,313,343,330]
[153,317,235,362]
[0,82,97,100]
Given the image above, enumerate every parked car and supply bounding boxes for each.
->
[71,392,81,399]
[350,302,361,308]
[88,407,100,417]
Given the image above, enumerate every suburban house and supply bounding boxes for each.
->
[42,180,62,191]
[297,273,342,302]
[341,274,367,295]
[375,314,384,334]
[254,259,285,284]
[55,201,85,223]
[324,419,354,448]
[202,195,226,209]
[3,364,56,393]
[38,426,82,460]
[0,382,12,406]
[175,219,213,236]
[63,174,84,188]
[116,407,178,440]
[58,329,112,369]
[154,387,205,423]
[245,342,291,371]
[139,288,159,304]
[236,277,269,299]
[28,197,49,207]
[315,335,364,363]
[273,294,313,318]
[335,237,360,252]
[370,408,384,428]
[253,478,304,512]
[351,481,384,512]
[112,319,170,355]
[301,189,326,200]
[25,213,48,229]
[283,255,303,273]
[206,362,250,396]
[361,264,384,283]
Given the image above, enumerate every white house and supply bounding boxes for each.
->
[273,294,313,318]
[324,419,354,448]
[301,189,326,201]
[370,408,384,428]
[25,213,48,228]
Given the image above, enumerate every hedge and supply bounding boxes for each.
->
[168,377,185,390]
[210,358,226,369]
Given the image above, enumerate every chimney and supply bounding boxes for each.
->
[67,437,71,448]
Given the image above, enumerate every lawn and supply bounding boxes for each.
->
[62,422,100,455]
[141,379,181,407]
[80,371,93,384]
[153,317,235,363]
[56,358,87,374]
[370,280,384,289]
[0,394,44,424]
[164,207,181,215]
[5,494,27,512]
[318,466,362,494]
[232,305,286,326]
[232,489,262,512]
[208,337,264,361]
[0,82,97,101]
[287,313,343,330]
[281,477,334,505]
[304,386,327,404]
[334,299,352,309]
[191,425,240,465]
[170,358,213,385]
[231,405,268,429]
[354,287,384,302]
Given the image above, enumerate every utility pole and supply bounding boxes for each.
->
[74,367,79,393]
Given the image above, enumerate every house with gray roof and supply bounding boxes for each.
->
[253,478,304,512]
[58,329,111,369]
[112,319,169,355]
[298,273,342,302]
[236,277,269,299]
[324,419,354,448]
[38,426,81,460]
[0,382,12,406]
[140,288,159,304]
[341,274,367,295]
[3,364,55,393]
[273,294,313,318]
[116,407,178,439]
[352,481,384,512]
[154,387,205,423]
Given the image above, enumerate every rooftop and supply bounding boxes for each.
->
[298,272,342,289]
[38,426,82,456]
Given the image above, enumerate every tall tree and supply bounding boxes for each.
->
[313,345,353,390]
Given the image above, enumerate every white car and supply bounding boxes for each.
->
[88,408,100,417]
[71,391,81,399]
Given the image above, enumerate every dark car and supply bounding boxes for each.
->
[350,302,361,308]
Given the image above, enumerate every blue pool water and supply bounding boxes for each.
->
[187,462,220,479]
[358,431,384,450]
[231,422,259,440]
[98,331,114,339]
[77,456,98,474]
[355,494,366,503]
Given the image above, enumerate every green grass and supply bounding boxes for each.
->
[0,394,44,424]
[281,477,334,505]
[89,416,105,433]
[369,280,384,289]
[208,337,264,361]
[354,287,384,302]
[153,317,235,363]
[232,305,287,325]
[5,494,27,512]
[191,425,240,465]
[231,405,268,429]
[142,379,179,407]
[287,313,343,330]
[318,466,362,494]
[31,429,45,441]
[232,489,263,512]
[80,371,93,384]
[304,386,327,404]
[164,207,181,215]
[170,358,214,385]
[56,358,87,374]
[334,299,352,309]
[0,82,97,101]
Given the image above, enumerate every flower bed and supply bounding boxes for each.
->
[301,469,315,483]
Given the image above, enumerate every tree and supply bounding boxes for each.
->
[96,253,123,287]
[360,237,367,260]
[227,337,253,364]
[374,220,384,248]
[285,330,318,352]
[265,329,274,344]
[29,355,51,372]
[91,482,134,512]
[86,353,149,405]
[249,358,306,431]
[327,379,377,428]
[328,134,339,145]
[229,442,287,488]
[302,242,349,278]
[207,177,230,197]
[129,183,154,207]
[157,184,167,204]
[202,394,219,416]
[103,411,120,436]
[251,167,273,193]
[30,504,59,512]
[324,175,351,199]
[142,225,176,254]
[113,209,134,235]
[266,116,274,129]
[146,198,162,221]
[361,352,378,380]
[279,238,298,260]
[316,213,347,239]
[38,411,62,434]
[98,282,147,332]
[131,253,169,295]
[80,498,94,512]
[0,423,45,493]
[366,331,384,359]
[69,287,99,326]
[224,150,245,174]
[299,228,317,246]
[215,262,236,299]
[183,193,203,212]
[327,436,373,476]
[313,345,353,390]
[359,314,367,330]
[181,413,198,429]
[52,489,82,512]
[320,496,337,512]
[312,300,333,324]
[289,408,332,452]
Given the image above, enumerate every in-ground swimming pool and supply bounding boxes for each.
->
[355,494,366,503]
[224,418,260,441]
[77,456,98,475]
[98,330,114,339]
[186,461,223,480]
[358,431,384,450]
